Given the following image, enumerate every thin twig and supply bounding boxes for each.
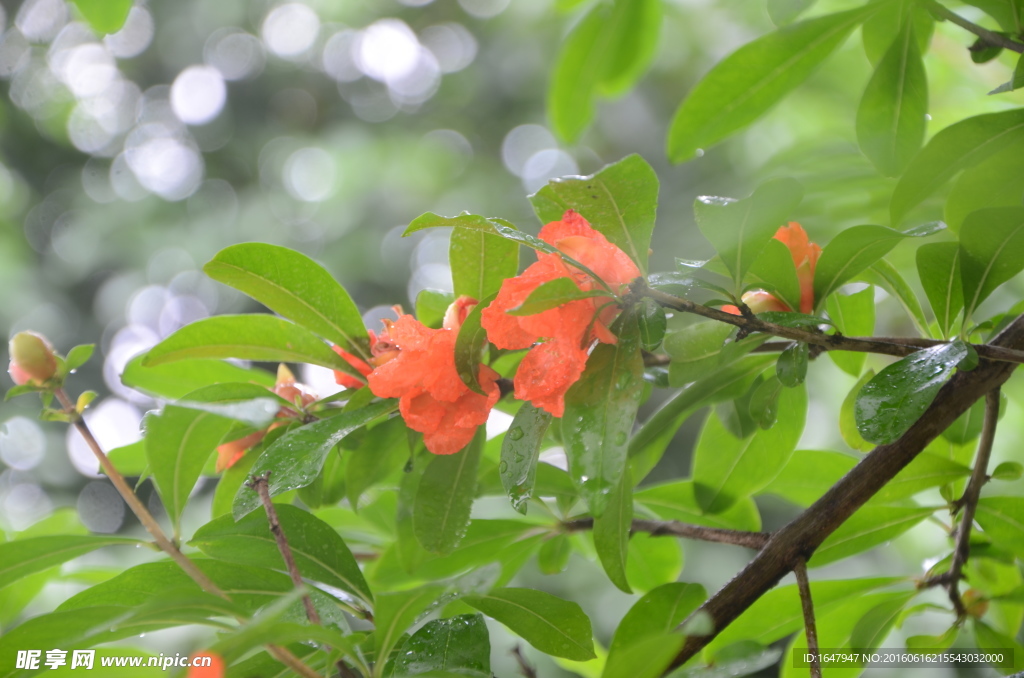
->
[248,473,321,626]
[794,558,822,678]
[56,389,324,678]
[922,387,1001,616]
[925,0,1024,53]
[636,281,1024,365]
[563,518,770,549]
[511,645,538,678]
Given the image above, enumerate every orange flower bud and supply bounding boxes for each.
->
[962,589,989,619]
[8,331,58,385]
[741,290,791,314]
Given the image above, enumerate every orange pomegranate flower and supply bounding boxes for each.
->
[365,297,499,455]
[215,364,317,471]
[480,210,640,417]
[187,652,225,678]
[723,222,820,316]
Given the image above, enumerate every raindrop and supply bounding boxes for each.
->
[508,426,524,441]
[498,460,508,473]
[614,431,627,445]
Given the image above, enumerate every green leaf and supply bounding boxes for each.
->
[664,321,735,386]
[121,354,275,400]
[811,504,934,566]
[232,398,397,519]
[767,0,817,25]
[593,468,633,593]
[693,179,804,294]
[500,403,553,514]
[142,314,360,375]
[874,452,970,502]
[749,238,802,313]
[405,211,516,236]
[416,290,454,329]
[855,16,928,177]
[636,479,761,531]
[145,406,236,528]
[176,382,286,427]
[454,294,495,395]
[760,449,856,506]
[705,577,904,653]
[64,344,95,372]
[450,224,519,302]
[393,614,491,676]
[191,503,372,603]
[890,108,1024,224]
[989,52,1024,93]
[975,497,1024,558]
[204,243,368,355]
[991,461,1023,481]
[840,369,876,451]
[508,277,612,316]
[917,242,963,339]
[959,207,1024,324]
[667,7,874,162]
[855,341,968,444]
[71,0,132,34]
[636,298,667,351]
[693,384,806,514]
[537,534,572,575]
[972,619,1024,673]
[346,417,409,510]
[625,534,683,594]
[547,0,661,143]
[605,582,704,673]
[562,314,645,516]
[776,342,808,387]
[602,633,684,678]
[862,2,934,65]
[529,154,659,274]
[463,588,596,661]
[374,586,446,667]
[861,259,931,337]
[944,137,1024,233]
[813,223,944,307]
[0,536,138,588]
[414,430,483,554]
[826,286,875,376]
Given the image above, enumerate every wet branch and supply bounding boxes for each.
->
[248,473,321,626]
[635,281,1024,365]
[794,558,822,678]
[563,518,770,549]
[660,313,1024,673]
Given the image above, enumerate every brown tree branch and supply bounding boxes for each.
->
[925,0,1024,53]
[563,518,770,549]
[636,281,1024,365]
[55,389,325,678]
[794,558,822,678]
[922,387,1001,615]
[663,313,1024,672]
[248,473,321,626]
[511,645,538,678]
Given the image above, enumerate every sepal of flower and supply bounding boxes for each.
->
[215,364,317,471]
[363,296,499,455]
[723,222,820,316]
[480,210,640,417]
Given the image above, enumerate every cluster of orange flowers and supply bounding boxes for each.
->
[211,213,818,460]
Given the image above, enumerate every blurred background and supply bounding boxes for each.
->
[1,0,1023,674]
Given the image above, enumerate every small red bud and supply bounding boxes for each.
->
[8,331,58,385]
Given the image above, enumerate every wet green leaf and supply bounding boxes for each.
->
[776,342,808,387]
[392,614,491,676]
[450,223,519,303]
[664,321,735,386]
[204,243,368,355]
[636,298,667,351]
[121,355,275,400]
[414,430,483,554]
[232,399,397,519]
[192,503,372,603]
[500,403,552,514]
[507,277,611,316]
[562,315,644,516]
[959,207,1024,324]
[917,242,963,339]
[530,154,659,274]
[855,341,968,445]
[374,586,446,667]
[749,238,802,313]
[593,468,633,593]
[826,285,875,376]
[454,294,495,395]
